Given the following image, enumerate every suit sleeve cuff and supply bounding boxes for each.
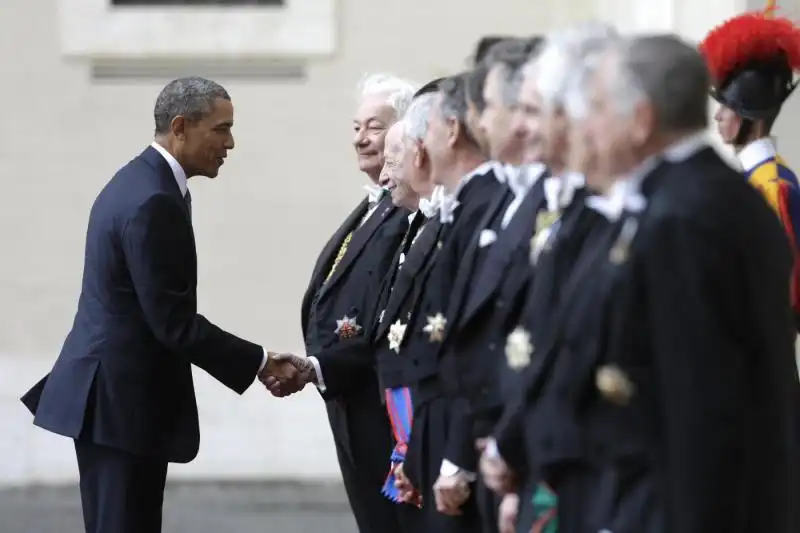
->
[307,355,327,393]
[440,459,477,482]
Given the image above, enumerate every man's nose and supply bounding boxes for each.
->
[353,129,368,147]
[225,133,235,150]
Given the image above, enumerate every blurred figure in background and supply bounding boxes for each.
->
[700,8,800,327]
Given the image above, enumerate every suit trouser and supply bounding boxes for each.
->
[74,439,168,533]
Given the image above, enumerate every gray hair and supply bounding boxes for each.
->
[486,39,540,106]
[609,34,710,131]
[403,92,438,144]
[357,73,419,120]
[530,22,620,111]
[563,52,603,120]
[153,77,230,135]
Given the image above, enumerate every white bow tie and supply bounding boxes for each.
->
[585,179,646,222]
[363,183,388,204]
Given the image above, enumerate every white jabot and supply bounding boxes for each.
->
[542,172,585,213]
[585,179,648,222]
[420,185,444,218]
[506,163,548,198]
[150,141,188,197]
[440,162,498,224]
[737,137,777,174]
[439,194,461,224]
[586,130,709,222]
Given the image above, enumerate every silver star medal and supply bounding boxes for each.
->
[423,312,447,343]
[506,326,533,370]
[334,315,362,340]
[388,320,407,353]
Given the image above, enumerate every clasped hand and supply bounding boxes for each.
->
[257,352,317,397]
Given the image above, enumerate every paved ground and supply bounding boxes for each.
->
[0,481,357,533]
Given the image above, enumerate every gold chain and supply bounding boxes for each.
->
[325,231,353,282]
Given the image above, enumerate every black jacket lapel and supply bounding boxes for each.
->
[374,219,442,341]
[460,181,545,327]
[301,198,368,331]
[319,196,394,299]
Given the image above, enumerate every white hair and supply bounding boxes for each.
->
[529,22,620,111]
[357,73,419,119]
[402,92,438,144]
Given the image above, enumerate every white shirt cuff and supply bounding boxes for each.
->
[485,437,502,460]
[258,349,269,373]
[440,459,477,482]
[307,355,327,393]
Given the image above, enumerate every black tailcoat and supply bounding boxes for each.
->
[437,177,548,473]
[300,193,410,533]
[400,168,506,533]
[503,147,798,533]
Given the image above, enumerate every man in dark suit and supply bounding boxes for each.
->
[489,34,798,533]
[272,82,445,532]
[379,73,506,533]
[266,74,416,533]
[19,77,293,533]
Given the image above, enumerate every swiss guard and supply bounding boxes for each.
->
[700,5,800,323]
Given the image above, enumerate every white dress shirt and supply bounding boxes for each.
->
[150,142,269,374]
[500,163,548,229]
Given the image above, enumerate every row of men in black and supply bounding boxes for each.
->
[297,28,798,533]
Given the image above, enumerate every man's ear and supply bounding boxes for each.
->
[171,115,187,141]
[413,141,426,168]
[629,101,654,147]
[447,117,460,149]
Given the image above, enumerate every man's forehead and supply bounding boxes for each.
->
[483,67,503,95]
[354,93,395,122]
[205,98,233,122]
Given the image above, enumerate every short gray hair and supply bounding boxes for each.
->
[357,73,419,119]
[403,92,438,144]
[610,34,710,131]
[531,22,620,111]
[563,52,603,120]
[153,77,230,135]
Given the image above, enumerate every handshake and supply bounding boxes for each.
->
[257,352,318,397]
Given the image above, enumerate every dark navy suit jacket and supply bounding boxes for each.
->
[21,146,264,463]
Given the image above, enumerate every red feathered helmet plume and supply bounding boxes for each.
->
[700,6,800,120]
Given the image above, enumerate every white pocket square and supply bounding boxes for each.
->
[478,229,497,248]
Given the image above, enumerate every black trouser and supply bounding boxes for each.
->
[74,439,168,533]
[327,388,405,533]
